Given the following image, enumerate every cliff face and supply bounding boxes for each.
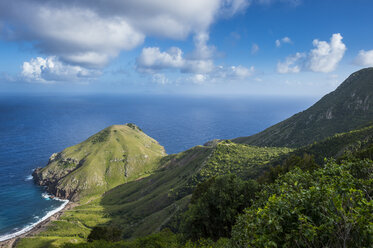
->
[234,68,373,147]
[33,124,166,201]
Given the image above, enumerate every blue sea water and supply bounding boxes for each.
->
[0,94,316,239]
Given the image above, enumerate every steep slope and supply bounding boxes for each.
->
[295,124,373,163]
[33,124,166,201]
[234,67,373,147]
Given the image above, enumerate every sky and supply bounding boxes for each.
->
[0,0,372,96]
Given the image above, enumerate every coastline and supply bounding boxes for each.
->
[0,202,76,248]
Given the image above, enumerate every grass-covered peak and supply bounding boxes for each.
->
[33,124,166,201]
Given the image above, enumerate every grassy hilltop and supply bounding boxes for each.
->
[33,124,166,201]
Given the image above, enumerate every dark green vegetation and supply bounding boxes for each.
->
[18,69,373,247]
[181,175,259,241]
[234,67,373,147]
[231,158,373,248]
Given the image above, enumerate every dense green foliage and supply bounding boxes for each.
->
[258,154,318,184]
[258,124,373,184]
[192,141,292,183]
[181,175,259,241]
[87,226,122,242]
[231,158,373,247]
[234,68,373,147]
[297,125,373,164]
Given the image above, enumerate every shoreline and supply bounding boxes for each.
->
[0,201,76,248]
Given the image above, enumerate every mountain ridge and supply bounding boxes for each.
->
[234,67,373,147]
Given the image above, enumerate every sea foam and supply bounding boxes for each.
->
[24,175,33,181]
[0,195,68,242]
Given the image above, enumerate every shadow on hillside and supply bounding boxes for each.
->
[97,146,212,239]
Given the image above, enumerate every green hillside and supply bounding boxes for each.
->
[22,132,373,248]
[234,67,373,147]
[19,138,290,247]
[33,124,166,201]
[258,124,373,184]
[100,142,291,239]
[296,124,373,163]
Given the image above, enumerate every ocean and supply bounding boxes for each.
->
[0,94,316,240]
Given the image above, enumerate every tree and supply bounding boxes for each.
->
[87,226,122,242]
[182,174,259,241]
[231,159,373,248]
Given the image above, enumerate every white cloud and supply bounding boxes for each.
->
[282,37,292,44]
[275,40,281,47]
[137,46,214,74]
[277,52,305,74]
[230,65,255,78]
[22,56,98,83]
[355,50,373,67]
[277,33,346,74]
[190,74,208,84]
[136,44,255,82]
[152,73,169,84]
[308,33,346,73]
[183,60,215,74]
[189,32,216,60]
[137,44,255,84]
[276,36,292,47]
[137,47,184,72]
[0,0,250,70]
[251,43,259,54]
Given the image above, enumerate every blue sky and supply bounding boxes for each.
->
[0,0,372,96]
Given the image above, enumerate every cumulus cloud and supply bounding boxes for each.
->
[276,37,292,47]
[189,32,216,60]
[354,50,373,67]
[189,74,208,84]
[230,65,255,78]
[308,33,346,73]
[0,0,250,70]
[277,53,305,74]
[277,33,346,74]
[137,47,184,73]
[187,65,254,84]
[137,46,214,74]
[137,45,254,84]
[22,56,98,83]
